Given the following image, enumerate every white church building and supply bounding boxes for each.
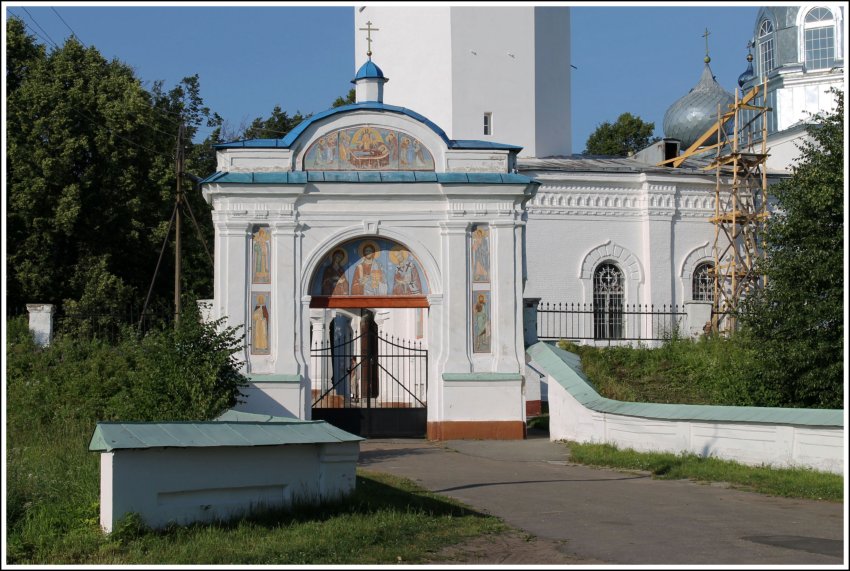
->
[199,5,845,439]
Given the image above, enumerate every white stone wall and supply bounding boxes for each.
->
[547,376,844,474]
[523,171,719,308]
[99,441,359,532]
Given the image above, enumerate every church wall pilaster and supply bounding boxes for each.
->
[490,219,524,374]
[214,218,251,371]
[271,221,306,383]
[439,220,472,374]
[640,180,677,308]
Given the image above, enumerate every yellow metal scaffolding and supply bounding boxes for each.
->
[658,78,771,333]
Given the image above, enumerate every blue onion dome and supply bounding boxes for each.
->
[352,59,386,82]
[663,62,734,148]
[738,52,755,89]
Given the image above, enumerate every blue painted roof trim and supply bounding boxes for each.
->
[200,171,538,186]
[213,102,523,152]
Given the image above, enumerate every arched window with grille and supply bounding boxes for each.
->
[804,7,836,70]
[692,262,714,302]
[593,262,624,340]
[758,19,776,76]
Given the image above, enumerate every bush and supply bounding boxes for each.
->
[6,301,249,562]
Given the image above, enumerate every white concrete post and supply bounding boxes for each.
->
[523,297,541,347]
[196,299,214,324]
[26,304,55,347]
[685,301,713,337]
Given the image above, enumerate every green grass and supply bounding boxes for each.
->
[557,334,767,406]
[7,416,505,565]
[5,319,505,564]
[566,441,844,502]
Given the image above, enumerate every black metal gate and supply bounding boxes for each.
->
[310,324,428,438]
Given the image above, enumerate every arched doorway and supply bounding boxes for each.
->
[308,237,430,437]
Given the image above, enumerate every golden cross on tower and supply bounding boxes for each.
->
[359,20,380,59]
[703,27,711,62]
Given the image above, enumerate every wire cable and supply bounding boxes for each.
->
[22,8,59,49]
[50,7,85,47]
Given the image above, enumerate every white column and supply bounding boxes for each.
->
[439,220,472,373]
[214,218,251,370]
[426,293,444,423]
[309,309,330,395]
[272,221,304,377]
[26,303,55,347]
[491,219,523,374]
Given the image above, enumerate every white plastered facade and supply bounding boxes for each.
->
[203,104,537,436]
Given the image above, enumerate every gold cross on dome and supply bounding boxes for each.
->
[359,20,380,58]
[703,27,711,57]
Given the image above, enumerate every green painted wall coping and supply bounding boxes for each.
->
[89,417,363,452]
[442,373,523,382]
[247,374,302,384]
[526,341,843,428]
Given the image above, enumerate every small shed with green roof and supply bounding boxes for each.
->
[89,411,363,532]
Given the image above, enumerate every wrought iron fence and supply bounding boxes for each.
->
[537,301,686,343]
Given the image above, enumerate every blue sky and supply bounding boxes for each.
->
[6,2,760,152]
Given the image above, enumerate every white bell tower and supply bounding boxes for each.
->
[355,5,572,158]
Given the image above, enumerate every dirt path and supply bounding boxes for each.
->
[422,528,606,565]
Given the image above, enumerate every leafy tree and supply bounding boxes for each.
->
[6,19,218,315]
[741,90,844,409]
[584,112,660,156]
[332,88,356,108]
[240,104,309,140]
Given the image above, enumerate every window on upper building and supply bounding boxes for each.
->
[758,19,776,76]
[593,263,624,340]
[483,112,492,136]
[692,262,714,302]
[804,7,835,70]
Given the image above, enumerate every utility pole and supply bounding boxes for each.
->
[174,123,184,327]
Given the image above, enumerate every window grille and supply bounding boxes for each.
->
[804,8,835,70]
[758,20,776,76]
[593,263,624,340]
[692,262,714,302]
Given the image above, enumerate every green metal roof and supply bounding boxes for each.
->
[89,413,363,452]
[526,341,844,427]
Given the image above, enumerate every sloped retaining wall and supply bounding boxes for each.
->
[89,410,363,532]
[526,342,844,474]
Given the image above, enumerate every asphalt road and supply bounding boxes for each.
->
[358,434,846,566]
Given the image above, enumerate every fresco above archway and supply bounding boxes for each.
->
[303,126,435,171]
[310,237,430,308]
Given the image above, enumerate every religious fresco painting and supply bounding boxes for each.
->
[252,225,271,284]
[472,290,491,353]
[250,292,271,355]
[470,224,492,353]
[311,237,429,298]
[303,126,434,171]
[471,225,490,283]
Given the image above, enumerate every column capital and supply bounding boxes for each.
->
[439,220,470,234]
